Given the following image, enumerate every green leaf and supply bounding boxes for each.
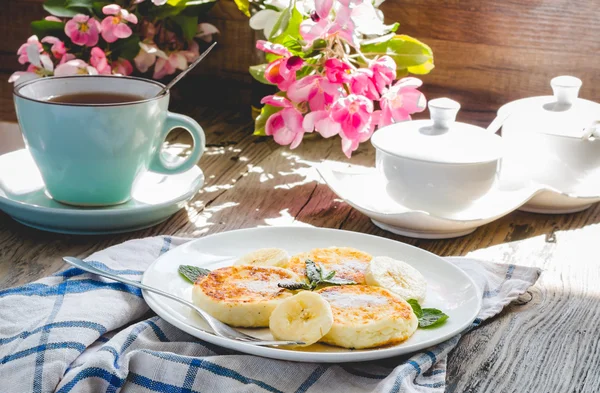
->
[178,265,210,283]
[266,5,302,62]
[31,20,66,39]
[278,281,311,291]
[324,270,336,281]
[419,309,449,328]
[249,64,273,85]
[407,298,423,318]
[65,0,93,11]
[232,0,250,17]
[407,299,449,328]
[254,103,283,136]
[110,35,141,60]
[44,0,79,17]
[360,34,434,75]
[305,260,322,286]
[172,15,198,41]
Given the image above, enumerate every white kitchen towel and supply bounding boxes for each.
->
[0,236,541,393]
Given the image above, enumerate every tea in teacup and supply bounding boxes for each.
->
[48,92,145,104]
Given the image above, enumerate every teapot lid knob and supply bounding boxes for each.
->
[429,98,461,130]
[551,75,582,106]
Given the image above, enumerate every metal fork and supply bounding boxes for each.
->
[62,257,304,346]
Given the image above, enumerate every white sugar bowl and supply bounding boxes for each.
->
[371,98,503,216]
[499,76,600,193]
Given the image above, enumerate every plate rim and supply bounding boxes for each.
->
[141,226,483,363]
[0,149,204,217]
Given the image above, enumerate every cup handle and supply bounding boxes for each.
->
[149,112,205,175]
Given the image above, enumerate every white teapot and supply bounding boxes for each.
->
[499,76,600,193]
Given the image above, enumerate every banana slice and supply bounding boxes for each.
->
[365,256,427,303]
[235,248,289,268]
[269,291,333,346]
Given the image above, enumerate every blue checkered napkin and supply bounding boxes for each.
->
[0,236,540,393]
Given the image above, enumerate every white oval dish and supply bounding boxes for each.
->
[318,161,600,234]
[141,227,482,363]
[372,98,503,216]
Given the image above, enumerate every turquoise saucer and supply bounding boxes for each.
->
[0,149,204,234]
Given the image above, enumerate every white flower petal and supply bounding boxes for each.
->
[40,54,54,72]
[250,10,279,31]
[26,44,41,68]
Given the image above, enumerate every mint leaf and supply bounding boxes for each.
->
[407,299,448,328]
[420,309,449,328]
[278,281,311,290]
[305,260,322,286]
[178,265,210,283]
[407,298,423,318]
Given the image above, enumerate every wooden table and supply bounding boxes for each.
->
[1,110,599,392]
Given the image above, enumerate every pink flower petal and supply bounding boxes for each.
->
[256,40,291,57]
[299,19,330,45]
[287,75,319,103]
[45,16,62,22]
[315,0,334,18]
[113,23,133,39]
[123,10,138,24]
[102,4,121,15]
[134,50,156,73]
[260,95,293,108]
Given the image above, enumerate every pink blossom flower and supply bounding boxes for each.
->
[349,69,379,100]
[331,95,378,158]
[134,42,168,73]
[153,51,187,79]
[65,14,101,47]
[266,110,305,148]
[324,58,351,83]
[287,75,341,111]
[300,5,357,47]
[379,77,426,127]
[41,36,66,60]
[303,110,341,138]
[17,36,42,65]
[112,58,133,75]
[101,4,138,43]
[45,16,62,22]
[260,95,305,148]
[257,40,304,91]
[54,59,98,76]
[370,55,397,93]
[196,23,219,43]
[90,47,111,75]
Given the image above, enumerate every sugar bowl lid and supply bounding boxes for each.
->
[371,98,503,164]
[498,76,600,138]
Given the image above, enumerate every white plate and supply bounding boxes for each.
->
[0,149,204,234]
[141,227,482,363]
[318,163,542,238]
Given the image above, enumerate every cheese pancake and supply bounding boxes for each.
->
[317,285,418,349]
[287,247,372,284]
[192,265,300,327]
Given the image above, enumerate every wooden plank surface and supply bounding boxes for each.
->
[1,108,599,391]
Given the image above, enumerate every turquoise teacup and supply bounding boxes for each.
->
[13,75,205,206]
